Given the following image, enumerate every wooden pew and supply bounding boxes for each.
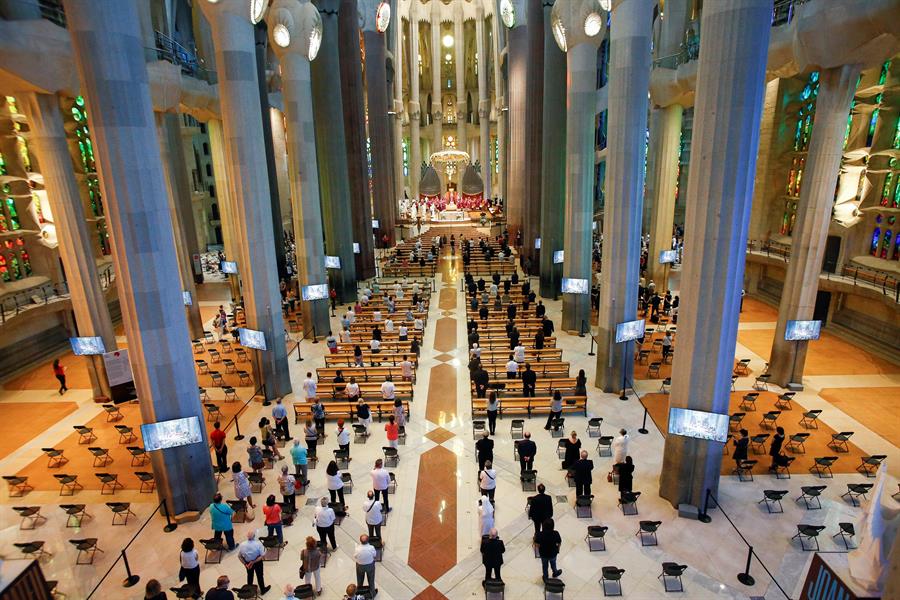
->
[294,399,410,424]
[470,395,588,417]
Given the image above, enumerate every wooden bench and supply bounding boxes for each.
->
[336,342,414,353]
[471,377,578,397]
[478,362,570,379]
[294,400,410,424]
[474,348,564,363]
[314,380,414,402]
[475,338,557,350]
[471,395,588,417]
[325,353,419,368]
[316,366,413,383]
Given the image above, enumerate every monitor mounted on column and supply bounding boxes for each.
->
[302,283,330,301]
[220,261,238,274]
[534,237,542,250]
[560,277,589,294]
[141,416,204,451]
[325,256,342,269]
[614,319,645,344]
[668,407,729,443]
[70,336,106,356]
[553,250,564,264]
[238,328,267,351]
[659,250,677,264]
[784,320,821,341]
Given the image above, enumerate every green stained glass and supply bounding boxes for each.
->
[71,107,82,121]
[0,213,6,232]
[893,119,900,149]
[8,255,21,279]
[894,180,900,208]
[0,154,5,176]
[878,60,891,85]
[75,95,85,107]
[5,198,19,230]
[883,173,894,206]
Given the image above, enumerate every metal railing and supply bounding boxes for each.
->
[147,30,217,84]
[745,239,900,303]
[0,263,116,325]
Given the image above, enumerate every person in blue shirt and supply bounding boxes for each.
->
[291,439,309,486]
[208,493,236,550]
[272,398,290,440]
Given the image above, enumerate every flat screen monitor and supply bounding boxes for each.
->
[220,261,238,274]
[592,221,598,231]
[785,320,822,341]
[69,336,106,356]
[302,283,330,301]
[238,327,267,351]
[667,407,729,443]
[325,255,342,269]
[141,416,204,452]
[182,291,192,306]
[659,250,678,264]
[615,319,645,343]
[534,237,542,250]
[372,219,380,229]
[561,277,589,294]
[353,243,360,255]
[553,250,564,264]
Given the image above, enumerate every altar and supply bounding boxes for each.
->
[437,209,468,222]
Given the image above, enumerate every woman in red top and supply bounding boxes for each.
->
[385,415,400,449]
[52,359,67,395]
[262,494,283,545]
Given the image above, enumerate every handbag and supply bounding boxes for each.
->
[606,471,613,483]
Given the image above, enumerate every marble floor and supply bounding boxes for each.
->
[0,245,897,599]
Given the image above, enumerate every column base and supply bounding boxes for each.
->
[786,382,804,392]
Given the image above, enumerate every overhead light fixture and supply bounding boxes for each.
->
[551,15,567,52]
[375,2,391,33]
[442,34,454,48]
[273,23,290,48]
[445,53,452,61]
[308,17,323,60]
[499,0,515,28]
[599,0,611,10]
[584,12,603,37]
[249,0,266,24]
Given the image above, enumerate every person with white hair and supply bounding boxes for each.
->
[237,530,269,594]
[480,528,505,583]
[478,494,495,537]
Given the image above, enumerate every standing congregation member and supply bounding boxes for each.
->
[326,460,346,508]
[612,429,630,465]
[534,519,563,582]
[384,415,400,448]
[371,459,391,513]
[231,462,255,510]
[311,399,326,438]
[238,530,270,595]
[363,491,384,538]
[263,494,284,545]
[478,495,495,536]
[733,429,749,470]
[278,465,296,512]
[476,431,494,471]
[299,536,323,596]
[210,421,228,473]
[572,450,594,498]
[486,392,500,435]
[272,398,290,440]
[521,363,537,397]
[303,372,317,400]
[528,484,553,536]
[544,391,563,430]
[303,420,318,460]
[615,456,634,500]
[178,538,201,598]
[354,535,378,592]
[479,460,497,502]
[314,497,337,550]
[208,493,236,550]
[52,359,68,395]
[291,440,309,485]
[518,431,536,473]
[204,576,234,600]
[562,431,581,470]
[480,528,505,584]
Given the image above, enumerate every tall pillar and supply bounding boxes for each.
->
[408,7,422,199]
[658,0,773,509]
[595,0,652,389]
[63,0,214,514]
[476,6,491,201]
[430,2,443,149]
[270,108,293,234]
[339,0,377,276]
[156,112,204,339]
[522,0,544,259]
[539,0,566,297]
[268,0,331,337]
[506,2,527,239]
[360,0,397,248]
[454,5,467,149]
[309,0,359,302]
[645,104,682,288]
[21,92,116,400]
[199,0,292,399]
[207,119,241,303]
[392,6,406,198]
[555,1,604,333]
[769,65,861,388]
[491,9,506,202]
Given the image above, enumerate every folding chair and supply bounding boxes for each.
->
[248,473,265,494]
[195,359,209,374]
[88,447,112,467]
[220,340,233,353]
[261,535,286,561]
[42,447,67,469]
[739,393,758,411]
[796,485,827,510]
[575,495,593,518]
[193,340,205,354]
[585,525,608,551]
[208,349,221,363]
[734,359,751,376]
[733,459,757,482]
[810,456,838,478]
[750,434,769,454]
[70,538,103,564]
[659,377,671,393]
[13,506,45,530]
[841,483,874,507]
[341,472,353,493]
[510,419,524,439]
[199,386,210,401]
[353,424,369,443]
[203,331,216,344]
[587,417,603,438]
[829,431,854,453]
[728,413,745,432]
[60,504,90,527]
[597,436,613,456]
[223,358,236,373]
[647,362,661,378]
[758,490,788,513]
[774,456,795,479]
[73,425,96,444]
[4,475,33,497]
[792,525,826,551]
[223,386,238,401]
[103,404,123,422]
[786,432,809,454]
[14,541,51,561]
[473,420,486,438]
[333,448,350,469]
[205,403,224,421]
[135,471,156,493]
[237,370,253,385]
[96,473,122,495]
[659,563,687,592]
[236,348,249,362]
[775,392,795,410]
[128,446,149,466]
[636,520,661,546]
[200,538,225,564]
[556,439,567,459]
[759,411,781,429]
[383,447,399,467]
[618,491,641,515]
[520,469,537,492]
[638,350,650,364]
[799,409,822,429]
[550,418,564,437]
[115,425,136,444]
[600,567,625,597]
[753,374,771,391]
[107,502,135,525]
[857,455,887,478]
[54,474,82,496]
[833,523,855,550]
[544,578,564,599]
[210,372,226,386]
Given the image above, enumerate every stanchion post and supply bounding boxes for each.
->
[588,334,595,356]
[312,326,318,343]
[578,320,586,338]
[638,406,649,435]
[161,498,178,532]
[737,546,756,586]
[619,344,628,401]
[698,488,712,523]
[296,340,303,362]
[121,549,140,587]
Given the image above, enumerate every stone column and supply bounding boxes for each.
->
[270,108,293,234]
[63,0,215,514]
[339,0,377,277]
[207,119,241,303]
[268,0,331,337]
[522,0,544,260]
[360,0,397,248]
[0,0,40,19]
[430,1,443,150]
[595,0,652,389]
[454,5,467,149]
[21,92,116,400]
[392,4,406,197]
[645,104,682,288]
[555,1,604,333]
[156,112,204,339]
[476,6,491,200]
[309,0,359,302]
[769,65,861,388]
[408,7,422,199]
[506,4,527,240]
[199,0,292,399]
[658,0,772,509]
[539,0,566,297]
[491,8,506,202]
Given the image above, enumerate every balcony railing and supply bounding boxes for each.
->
[0,263,115,325]
[148,30,216,84]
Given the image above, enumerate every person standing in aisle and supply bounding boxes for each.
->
[371,459,391,513]
[314,497,337,550]
[52,359,67,395]
[363,490,384,538]
[237,531,270,595]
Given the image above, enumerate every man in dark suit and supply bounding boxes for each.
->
[507,303,517,321]
[517,431,537,473]
[572,450,594,498]
[528,484,553,536]
[480,528,505,583]
[542,317,555,338]
[476,431,494,471]
[521,363,537,398]
[479,305,489,320]
[474,367,490,399]
[535,301,546,318]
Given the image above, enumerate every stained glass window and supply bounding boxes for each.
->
[0,153,5,175]
[402,138,409,177]
[881,229,893,258]
[867,94,882,147]
[878,60,891,86]
[494,138,499,174]
[893,118,900,149]
[894,232,900,261]
[0,254,8,282]
[7,253,21,279]
[871,226,881,255]
[17,237,31,275]
[5,197,20,230]
[882,172,894,206]
[97,221,110,255]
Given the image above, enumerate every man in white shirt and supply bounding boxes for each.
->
[381,376,396,400]
[363,491,384,538]
[340,328,352,343]
[412,281,420,295]
[347,308,356,323]
[314,497,337,550]
[384,318,394,333]
[506,356,519,379]
[414,317,424,331]
[612,429,630,464]
[371,458,391,512]
[398,324,408,341]
[479,459,497,501]
[400,356,413,382]
[302,372,317,400]
[513,344,526,363]
[373,309,382,322]
[369,338,381,353]
[354,534,378,591]
[394,282,404,299]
